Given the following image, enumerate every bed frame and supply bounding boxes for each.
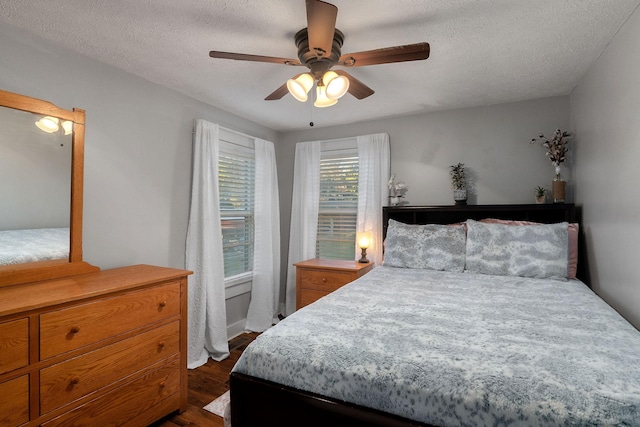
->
[230,204,585,427]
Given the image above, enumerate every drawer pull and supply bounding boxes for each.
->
[158,341,165,349]
[159,381,166,388]
[159,301,167,308]
[70,377,80,385]
[322,277,327,283]
[66,326,81,338]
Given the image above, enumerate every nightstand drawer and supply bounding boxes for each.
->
[40,282,180,359]
[299,269,354,292]
[295,259,374,310]
[0,318,29,375]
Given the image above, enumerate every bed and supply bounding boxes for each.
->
[229,204,640,426]
[0,227,69,265]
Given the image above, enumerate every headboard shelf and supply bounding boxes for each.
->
[383,204,587,284]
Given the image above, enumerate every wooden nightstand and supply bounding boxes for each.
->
[294,259,374,310]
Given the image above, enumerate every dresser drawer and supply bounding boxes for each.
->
[42,358,181,427]
[0,375,29,426]
[40,320,179,414]
[0,318,29,375]
[299,269,354,292]
[40,281,180,359]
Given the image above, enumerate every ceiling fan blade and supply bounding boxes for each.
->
[338,42,430,67]
[265,77,298,101]
[209,51,302,66]
[333,70,375,100]
[306,0,338,58]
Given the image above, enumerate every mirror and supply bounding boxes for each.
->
[1,106,72,261]
[0,89,97,286]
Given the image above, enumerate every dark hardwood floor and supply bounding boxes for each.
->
[152,332,259,427]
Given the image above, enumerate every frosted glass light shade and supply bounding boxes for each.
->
[314,85,338,108]
[61,120,73,135]
[35,116,60,133]
[286,73,314,102]
[322,71,349,100]
[357,231,372,249]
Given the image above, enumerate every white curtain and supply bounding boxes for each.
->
[285,141,321,315]
[356,133,391,266]
[185,120,229,368]
[245,139,281,331]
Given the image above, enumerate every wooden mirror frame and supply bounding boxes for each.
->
[0,89,98,287]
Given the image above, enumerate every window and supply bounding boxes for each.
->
[316,146,359,260]
[218,131,255,279]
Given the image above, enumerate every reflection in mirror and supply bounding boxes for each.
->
[0,88,97,287]
[0,106,72,265]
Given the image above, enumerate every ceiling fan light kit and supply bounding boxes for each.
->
[209,0,430,108]
[286,70,349,104]
[35,116,73,135]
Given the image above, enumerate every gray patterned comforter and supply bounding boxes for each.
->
[0,228,69,265]
[233,266,640,426]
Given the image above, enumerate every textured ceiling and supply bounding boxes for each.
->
[1,0,639,131]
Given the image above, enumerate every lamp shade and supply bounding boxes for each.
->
[314,85,338,108]
[35,116,60,133]
[287,73,314,102]
[357,231,372,249]
[322,71,349,100]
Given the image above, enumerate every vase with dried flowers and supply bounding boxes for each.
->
[530,129,571,203]
[387,174,408,206]
[449,162,467,205]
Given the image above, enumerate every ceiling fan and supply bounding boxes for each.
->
[209,0,430,107]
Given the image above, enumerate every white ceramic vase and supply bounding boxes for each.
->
[453,189,467,205]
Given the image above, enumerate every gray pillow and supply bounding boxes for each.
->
[465,219,569,280]
[384,220,466,272]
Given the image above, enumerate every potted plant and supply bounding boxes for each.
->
[449,163,467,205]
[534,186,546,204]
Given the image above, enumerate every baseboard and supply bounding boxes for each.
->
[227,318,247,340]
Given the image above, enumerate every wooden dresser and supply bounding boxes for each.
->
[0,264,191,427]
[294,259,374,310]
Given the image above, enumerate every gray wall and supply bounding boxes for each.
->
[0,23,278,336]
[277,97,571,296]
[571,5,640,328]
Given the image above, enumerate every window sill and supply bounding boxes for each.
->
[225,272,252,299]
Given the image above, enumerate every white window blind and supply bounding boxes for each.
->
[219,138,255,278]
[316,150,359,260]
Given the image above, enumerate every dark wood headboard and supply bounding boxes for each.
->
[383,204,588,284]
